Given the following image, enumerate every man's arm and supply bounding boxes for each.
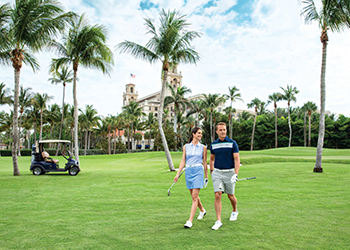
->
[210,154,215,173]
[233,152,240,175]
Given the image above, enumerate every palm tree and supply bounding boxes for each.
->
[303,101,318,147]
[50,13,114,162]
[224,86,243,138]
[116,9,201,171]
[224,106,236,136]
[0,3,10,48]
[186,99,204,127]
[17,86,34,155]
[122,101,145,152]
[268,92,283,148]
[164,84,191,150]
[280,85,299,147]
[247,98,262,151]
[49,66,73,141]
[142,112,157,150]
[202,93,226,142]
[79,105,100,155]
[32,93,53,141]
[0,82,12,105]
[299,0,350,172]
[0,0,73,176]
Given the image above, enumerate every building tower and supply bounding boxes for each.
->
[123,83,138,106]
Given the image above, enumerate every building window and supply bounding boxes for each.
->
[155,113,157,117]
[218,107,221,112]
[171,107,173,111]
[155,107,158,111]
[149,106,151,110]
[130,87,133,93]
[171,113,173,116]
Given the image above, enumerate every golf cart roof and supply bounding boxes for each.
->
[38,140,71,144]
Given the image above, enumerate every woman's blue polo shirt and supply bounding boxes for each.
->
[210,136,239,169]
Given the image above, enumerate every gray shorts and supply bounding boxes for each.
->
[212,169,236,195]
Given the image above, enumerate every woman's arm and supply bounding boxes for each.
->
[203,146,208,178]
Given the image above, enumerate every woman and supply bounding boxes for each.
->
[174,127,208,228]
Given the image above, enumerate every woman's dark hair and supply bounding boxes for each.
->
[188,127,201,143]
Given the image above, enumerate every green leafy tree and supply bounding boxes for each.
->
[302,101,318,147]
[0,82,12,105]
[0,0,73,175]
[164,84,191,150]
[247,98,262,151]
[224,86,243,138]
[202,93,226,142]
[50,13,114,162]
[268,92,283,148]
[49,66,73,141]
[32,93,53,141]
[186,99,204,127]
[18,86,34,155]
[299,0,350,172]
[142,112,157,150]
[117,9,201,171]
[280,85,299,147]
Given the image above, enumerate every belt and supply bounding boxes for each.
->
[214,168,235,172]
[186,164,203,168]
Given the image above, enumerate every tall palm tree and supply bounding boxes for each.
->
[224,106,236,136]
[299,0,350,172]
[247,98,262,151]
[280,85,299,147]
[117,9,201,171]
[17,86,34,155]
[50,13,114,162]
[268,92,283,148]
[202,93,226,142]
[49,66,73,141]
[0,0,73,176]
[164,84,191,150]
[32,93,53,141]
[224,86,243,138]
[79,105,100,155]
[303,101,318,147]
[122,101,145,152]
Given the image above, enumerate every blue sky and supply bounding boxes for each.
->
[1,0,350,117]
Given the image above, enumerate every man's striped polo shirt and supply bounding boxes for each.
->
[210,136,239,169]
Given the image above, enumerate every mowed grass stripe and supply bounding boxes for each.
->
[0,148,349,249]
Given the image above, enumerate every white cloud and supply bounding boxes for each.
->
[2,0,350,118]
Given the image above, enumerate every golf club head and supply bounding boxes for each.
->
[167,189,171,196]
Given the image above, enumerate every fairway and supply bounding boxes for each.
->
[0,148,349,249]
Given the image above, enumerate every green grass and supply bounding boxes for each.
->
[0,148,349,249]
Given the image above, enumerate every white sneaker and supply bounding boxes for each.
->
[229,211,239,221]
[184,220,192,228]
[211,220,222,230]
[197,210,206,220]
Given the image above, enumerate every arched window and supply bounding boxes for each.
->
[130,87,133,93]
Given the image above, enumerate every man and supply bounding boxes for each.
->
[209,122,240,230]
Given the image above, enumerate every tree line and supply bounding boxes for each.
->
[1,1,350,175]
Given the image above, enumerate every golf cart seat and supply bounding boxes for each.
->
[42,151,59,164]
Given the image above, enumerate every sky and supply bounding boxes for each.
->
[1,0,350,118]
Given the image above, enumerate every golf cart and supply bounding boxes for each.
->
[30,140,80,176]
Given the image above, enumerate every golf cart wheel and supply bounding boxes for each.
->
[69,166,79,176]
[32,167,43,175]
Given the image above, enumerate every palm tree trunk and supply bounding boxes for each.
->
[288,104,292,147]
[73,66,79,161]
[113,128,117,154]
[127,125,130,153]
[18,111,23,156]
[149,126,151,150]
[210,111,213,142]
[314,36,327,172]
[304,112,307,147]
[159,68,175,171]
[251,109,257,151]
[274,106,278,148]
[174,107,177,151]
[308,113,312,147]
[108,128,111,154]
[40,111,43,141]
[12,67,21,176]
[229,101,233,138]
[59,84,65,140]
[84,130,88,155]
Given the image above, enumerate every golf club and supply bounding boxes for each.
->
[168,168,186,196]
[237,177,256,181]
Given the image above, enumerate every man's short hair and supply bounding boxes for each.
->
[216,122,226,130]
